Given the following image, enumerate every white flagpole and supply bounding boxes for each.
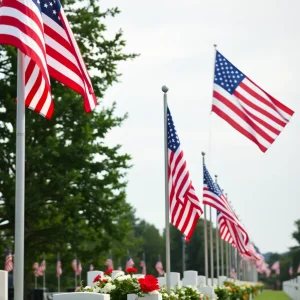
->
[14,50,25,300]
[162,85,171,290]
[215,175,220,284]
[209,206,214,282]
[201,152,208,285]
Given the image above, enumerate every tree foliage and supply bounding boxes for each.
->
[0,0,137,293]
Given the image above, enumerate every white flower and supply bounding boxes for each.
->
[84,286,91,290]
[101,283,116,293]
[115,274,131,281]
[149,290,159,295]
[114,271,124,278]
[93,286,100,293]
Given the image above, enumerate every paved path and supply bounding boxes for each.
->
[255,290,291,300]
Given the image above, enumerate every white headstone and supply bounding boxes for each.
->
[127,294,162,300]
[87,271,104,287]
[157,277,166,287]
[0,270,8,300]
[218,276,227,286]
[207,278,212,286]
[198,276,206,287]
[182,271,198,287]
[169,272,181,288]
[213,278,218,286]
[112,270,123,280]
[53,293,109,300]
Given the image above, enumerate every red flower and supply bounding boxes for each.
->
[93,274,101,283]
[105,268,113,275]
[126,267,137,274]
[138,275,159,293]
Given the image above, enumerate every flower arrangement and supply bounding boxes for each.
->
[77,267,160,300]
[159,285,207,300]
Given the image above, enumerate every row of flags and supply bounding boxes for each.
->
[4,251,165,277]
[165,49,294,277]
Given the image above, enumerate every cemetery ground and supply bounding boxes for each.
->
[255,290,291,300]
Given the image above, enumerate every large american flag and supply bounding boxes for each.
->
[4,249,13,272]
[155,260,165,276]
[56,254,62,277]
[105,258,114,270]
[76,260,82,276]
[203,165,240,225]
[212,51,294,152]
[0,0,97,119]
[167,107,203,241]
[126,256,134,269]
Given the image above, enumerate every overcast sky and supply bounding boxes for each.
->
[100,0,300,254]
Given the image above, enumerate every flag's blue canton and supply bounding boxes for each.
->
[214,51,245,95]
[167,107,180,152]
[32,0,63,27]
[203,164,222,197]
[217,210,220,215]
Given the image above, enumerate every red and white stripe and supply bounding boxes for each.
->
[56,260,62,277]
[0,0,97,119]
[155,261,165,276]
[140,260,146,275]
[105,258,114,270]
[126,258,134,269]
[5,252,13,272]
[169,147,203,241]
[213,77,294,152]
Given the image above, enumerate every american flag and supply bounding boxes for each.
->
[212,51,294,152]
[155,260,165,276]
[126,257,134,269]
[271,261,280,275]
[72,255,77,273]
[76,260,82,276]
[4,249,13,272]
[297,264,300,274]
[105,258,114,270]
[265,268,271,278]
[0,0,97,119]
[90,264,94,271]
[205,168,250,255]
[289,265,293,276]
[32,262,41,277]
[39,254,46,275]
[56,254,62,277]
[140,260,146,275]
[167,107,203,241]
[230,268,236,279]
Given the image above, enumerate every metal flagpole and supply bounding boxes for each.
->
[14,49,25,300]
[234,248,238,280]
[43,252,46,296]
[202,152,208,284]
[221,239,224,276]
[162,85,171,290]
[229,245,232,278]
[237,254,240,281]
[75,253,77,289]
[182,236,186,275]
[226,242,229,277]
[35,276,37,289]
[209,206,214,282]
[143,252,146,274]
[215,175,219,284]
[58,253,60,292]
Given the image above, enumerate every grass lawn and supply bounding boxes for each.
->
[254,290,291,300]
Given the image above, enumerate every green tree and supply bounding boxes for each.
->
[0,0,137,294]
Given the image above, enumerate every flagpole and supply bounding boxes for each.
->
[182,235,186,274]
[209,206,214,282]
[202,152,208,285]
[234,248,238,280]
[162,85,171,290]
[58,253,60,292]
[237,254,240,281]
[214,175,220,284]
[14,49,25,300]
[43,252,46,297]
[35,276,37,289]
[226,242,229,277]
[75,253,77,289]
[143,252,146,274]
[229,245,232,278]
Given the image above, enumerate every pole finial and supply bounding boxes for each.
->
[214,44,217,49]
[201,151,206,157]
[162,85,169,93]
[215,174,218,179]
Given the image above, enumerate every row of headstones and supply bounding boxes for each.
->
[0,269,255,300]
[283,276,300,300]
